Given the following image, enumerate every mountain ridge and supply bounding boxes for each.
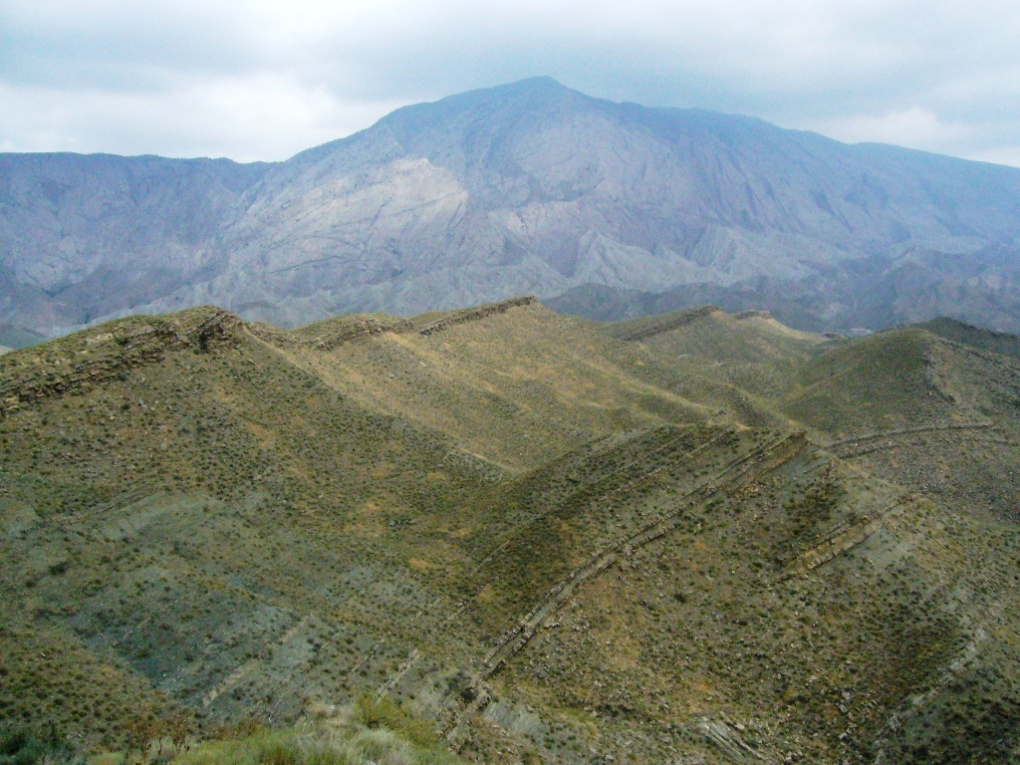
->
[3,77,1020,342]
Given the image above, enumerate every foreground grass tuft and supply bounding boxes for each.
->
[0,724,84,765]
[173,712,460,765]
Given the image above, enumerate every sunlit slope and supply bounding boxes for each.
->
[0,307,506,747]
[0,307,492,520]
[0,299,716,755]
[783,328,960,436]
[784,324,1020,437]
[611,307,826,390]
[601,306,829,429]
[272,299,710,471]
[420,397,1020,763]
[491,437,1020,764]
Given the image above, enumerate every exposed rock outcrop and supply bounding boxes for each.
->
[0,308,242,417]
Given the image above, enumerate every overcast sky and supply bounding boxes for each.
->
[2,0,1018,166]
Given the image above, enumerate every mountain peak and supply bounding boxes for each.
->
[440,75,579,102]
[379,76,591,133]
[498,74,568,91]
[4,79,1020,340]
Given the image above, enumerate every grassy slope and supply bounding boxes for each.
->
[918,316,1020,361]
[604,307,830,430]
[497,446,1020,764]
[0,308,496,749]
[2,303,1019,764]
[0,303,709,758]
[279,302,709,472]
[782,325,1020,523]
[782,328,959,436]
[774,326,1020,762]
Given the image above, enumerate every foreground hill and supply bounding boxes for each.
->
[4,79,1020,342]
[2,299,1019,764]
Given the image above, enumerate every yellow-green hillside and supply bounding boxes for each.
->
[2,299,1020,765]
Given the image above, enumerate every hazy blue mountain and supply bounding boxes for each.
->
[3,77,1020,338]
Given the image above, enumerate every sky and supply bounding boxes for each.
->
[2,0,1019,166]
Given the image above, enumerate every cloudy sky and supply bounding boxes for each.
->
[2,0,1018,166]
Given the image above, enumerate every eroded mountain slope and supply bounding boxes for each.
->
[6,79,1020,337]
[2,300,1019,764]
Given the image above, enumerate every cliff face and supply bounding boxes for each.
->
[3,77,1020,340]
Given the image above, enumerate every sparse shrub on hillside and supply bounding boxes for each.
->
[5,304,1020,765]
[782,473,844,541]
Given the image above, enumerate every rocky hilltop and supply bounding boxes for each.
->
[3,77,1020,342]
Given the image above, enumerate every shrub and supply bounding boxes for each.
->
[0,725,83,765]
[352,695,437,749]
[173,713,458,765]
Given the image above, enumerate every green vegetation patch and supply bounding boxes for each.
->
[3,301,1020,765]
[173,706,461,765]
[0,725,83,765]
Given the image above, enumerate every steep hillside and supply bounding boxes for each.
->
[270,297,707,471]
[596,306,830,431]
[3,300,1020,764]
[608,306,827,394]
[783,325,1020,525]
[0,298,710,757]
[5,79,1020,338]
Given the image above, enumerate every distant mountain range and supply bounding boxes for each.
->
[3,76,1020,344]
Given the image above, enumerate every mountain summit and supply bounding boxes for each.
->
[3,78,1020,342]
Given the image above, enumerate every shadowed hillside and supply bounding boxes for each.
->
[919,315,1020,360]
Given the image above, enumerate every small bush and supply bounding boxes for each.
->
[173,715,459,765]
[0,725,83,765]
[352,695,437,749]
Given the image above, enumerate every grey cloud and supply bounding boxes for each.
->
[0,1,264,90]
[1,0,1019,165]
